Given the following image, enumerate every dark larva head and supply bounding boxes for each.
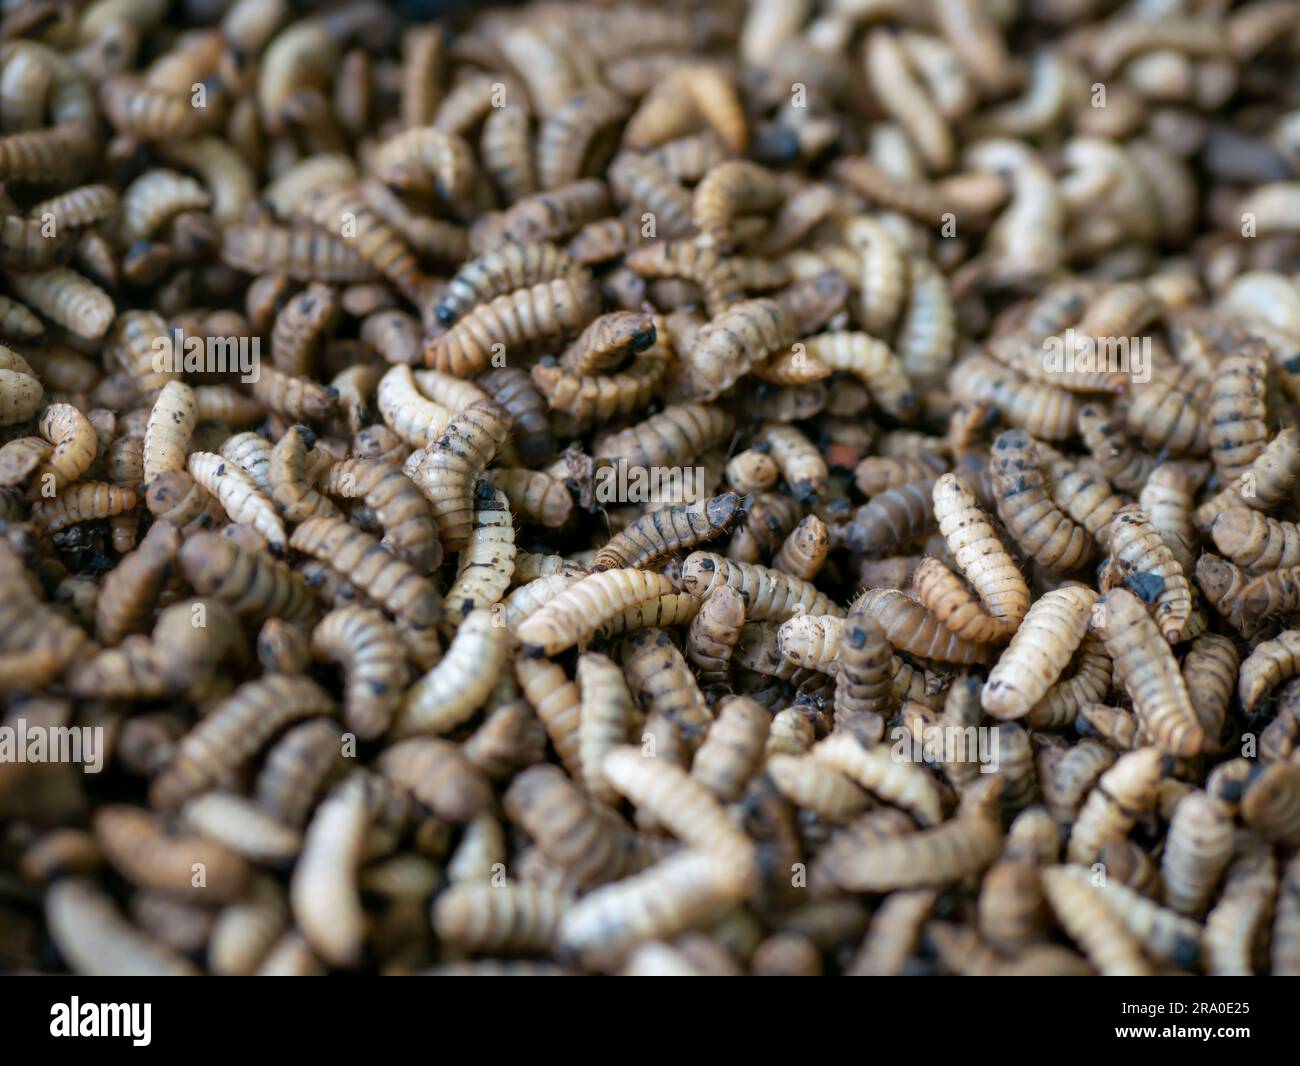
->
[705,492,741,529]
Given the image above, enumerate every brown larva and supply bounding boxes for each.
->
[1211,508,1300,576]
[844,477,937,555]
[1099,504,1192,645]
[1239,629,1300,714]
[989,430,1092,573]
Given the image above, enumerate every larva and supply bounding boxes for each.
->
[146,470,227,536]
[767,753,873,823]
[443,484,515,624]
[624,241,744,317]
[682,552,842,622]
[434,882,571,955]
[31,482,137,532]
[1100,505,1192,644]
[933,472,1028,629]
[503,764,639,889]
[676,299,795,402]
[1096,587,1204,757]
[982,585,1096,719]
[268,425,338,525]
[951,356,1079,442]
[1239,630,1300,714]
[855,588,996,665]
[1137,464,1199,574]
[310,606,407,741]
[94,804,250,903]
[592,493,739,572]
[989,430,1091,572]
[498,180,613,245]
[434,242,583,327]
[822,779,1003,892]
[33,402,97,490]
[405,400,511,552]
[296,186,426,303]
[1194,428,1300,530]
[620,627,712,749]
[532,353,666,428]
[1207,346,1270,478]
[45,879,200,977]
[221,224,381,283]
[844,477,937,555]
[685,584,745,696]
[290,778,369,968]
[1039,866,1152,977]
[813,732,944,827]
[771,514,829,581]
[692,161,784,253]
[379,738,492,825]
[1211,508,1300,576]
[575,652,634,805]
[150,674,336,811]
[1123,365,1211,457]
[142,381,196,486]
[95,519,179,644]
[1066,746,1164,865]
[251,365,339,424]
[187,451,286,551]
[322,459,441,574]
[289,516,442,629]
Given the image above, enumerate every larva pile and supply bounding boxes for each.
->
[3,0,1300,978]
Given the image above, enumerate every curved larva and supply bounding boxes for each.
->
[854,587,996,665]
[269,425,339,525]
[812,732,944,827]
[1097,588,1203,757]
[377,364,453,448]
[1065,746,1164,865]
[576,652,633,806]
[290,777,368,969]
[444,485,516,625]
[311,606,407,741]
[517,568,677,656]
[396,609,509,736]
[934,472,1028,629]
[143,379,197,483]
[1239,629,1300,714]
[776,613,843,674]
[1211,508,1300,576]
[689,696,769,803]
[895,256,957,388]
[9,268,114,340]
[803,332,917,419]
[767,753,872,822]
[321,459,442,574]
[681,552,843,622]
[187,451,286,550]
[46,879,200,977]
[1100,504,1192,644]
[34,401,97,490]
[1040,866,1152,976]
[989,429,1091,572]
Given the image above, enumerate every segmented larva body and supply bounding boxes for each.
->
[621,627,712,748]
[290,516,442,629]
[444,484,515,624]
[689,696,769,803]
[813,732,945,827]
[296,186,426,302]
[950,356,1079,442]
[145,470,226,535]
[592,493,739,571]
[187,451,286,551]
[981,584,1096,720]
[834,610,894,727]
[776,613,842,674]
[1178,633,1238,744]
[1208,346,1269,478]
[177,532,317,626]
[1096,587,1204,757]
[150,674,336,811]
[94,804,250,903]
[1239,629,1300,714]
[321,458,441,574]
[693,160,784,252]
[1066,746,1164,865]
[516,568,676,657]
[1211,508,1300,575]
[269,426,338,525]
[802,332,917,419]
[504,761,642,886]
[497,181,612,246]
[143,381,197,485]
[395,608,508,736]
[426,273,598,377]
[1137,464,1198,574]
[377,365,452,448]
[575,652,633,806]
[678,299,795,401]
[823,780,1004,892]
[1123,365,1211,456]
[624,241,744,317]
[685,585,745,695]
[31,482,137,532]
[1077,402,1157,493]
[845,477,937,554]
[758,424,827,503]
[767,753,872,823]
[682,552,842,622]
[45,879,200,977]
[310,606,407,741]
[1203,837,1277,977]
[370,124,477,203]
[405,400,510,552]
[1101,505,1192,644]
[251,366,338,423]
[1039,866,1152,976]
[934,471,1029,628]
[34,401,97,490]
[1195,428,1300,529]
[772,515,829,581]
[434,882,571,955]
[989,430,1091,572]
[532,353,666,427]
[221,224,381,283]
[557,848,751,966]
[288,777,369,968]
[855,588,996,665]
[269,283,338,376]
